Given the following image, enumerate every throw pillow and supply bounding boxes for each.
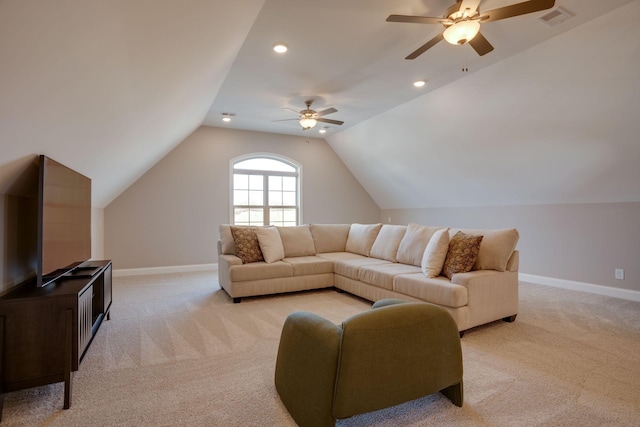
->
[345,223,383,256]
[369,224,407,262]
[442,231,483,279]
[254,227,285,263]
[396,223,445,267]
[230,226,264,264]
[421,228,450,278]
[277,226,316,257]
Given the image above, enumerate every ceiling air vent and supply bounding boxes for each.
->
[538,7,574,27]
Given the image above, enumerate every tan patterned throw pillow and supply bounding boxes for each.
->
[442,231,483,279]
[230,226,264,264]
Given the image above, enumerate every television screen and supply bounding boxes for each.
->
[38,155,92,287]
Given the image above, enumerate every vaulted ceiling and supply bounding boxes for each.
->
[1,0,638,208]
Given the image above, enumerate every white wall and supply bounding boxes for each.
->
[104,126,380,269]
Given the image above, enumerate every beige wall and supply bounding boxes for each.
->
[382,202,640,292]
[104,126,380,269]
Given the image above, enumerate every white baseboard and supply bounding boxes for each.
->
[519,273,640,302]
[113,263,218,277]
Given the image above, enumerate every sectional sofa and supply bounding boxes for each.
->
[218,223,520,333]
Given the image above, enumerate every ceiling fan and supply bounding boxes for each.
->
[387,0,555,58]
[275,100,344,131]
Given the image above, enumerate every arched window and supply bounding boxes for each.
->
[231,155,300,226]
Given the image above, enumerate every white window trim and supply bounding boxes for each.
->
[229,153,303,225]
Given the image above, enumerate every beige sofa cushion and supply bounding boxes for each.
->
[333,257,391,281]
[369,224,407,262]
[345,223,383,256]
[358,263,421,290]
[310,224,351,253]
[421,228,450,278]
[442,232,483,279]
[282,256,334,276]
[451,228,519,272]
[255,227,285,263]
[229,261,292,282]
[230,226,264,263]
[278,226,316,257]
[396,223,444,267]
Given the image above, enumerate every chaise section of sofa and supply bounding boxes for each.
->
[217,222,520,333]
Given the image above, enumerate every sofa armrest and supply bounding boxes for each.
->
[218,253,242,292]
[275,312,342,427]
[452,269,519,323]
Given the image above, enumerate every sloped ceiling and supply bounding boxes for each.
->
[0,0,265,207]
[327,1,640,208]
[0,0,638,210]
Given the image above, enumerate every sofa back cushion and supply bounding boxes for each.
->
[450,228,519,271]
[345,223,383,257]
[278,226,316,257]
[219,224,238,255]
[310,224,351,253]
[369,225,407,262]
[396,223,445,267]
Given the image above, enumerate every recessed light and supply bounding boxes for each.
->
[273,43,288,53]
[413,80,426,88]
[222,113,234,122]
[319,129,327,134]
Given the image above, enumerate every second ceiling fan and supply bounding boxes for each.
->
[276,100,344,131]
[387,0,555,59]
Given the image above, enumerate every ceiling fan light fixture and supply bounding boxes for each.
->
[299,117,317,130]
[443,20,480,45]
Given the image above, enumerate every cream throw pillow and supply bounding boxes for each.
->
[421,228,450,278]
[345,223,383,256]
[254,227,285,263]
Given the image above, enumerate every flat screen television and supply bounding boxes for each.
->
[37,155,92,287]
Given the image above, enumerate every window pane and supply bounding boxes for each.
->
[249,208,264,225]
[249,190,263,205]
[270,208,283,225]
[269,191,283,206]
[234,208,249,224]
[282,191,296,206]
[235,158,295,172]
[269,175,282,190]
[234,174,248,190]
[234,190,248,205]
[283,176,296,191]
[284,208,297,222]
[249,175,263,190]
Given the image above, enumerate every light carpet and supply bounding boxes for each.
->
[2,271,639,426]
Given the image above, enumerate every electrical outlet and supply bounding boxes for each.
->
[615,268,625,280]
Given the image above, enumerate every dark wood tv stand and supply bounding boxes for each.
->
[0,260,112,421]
